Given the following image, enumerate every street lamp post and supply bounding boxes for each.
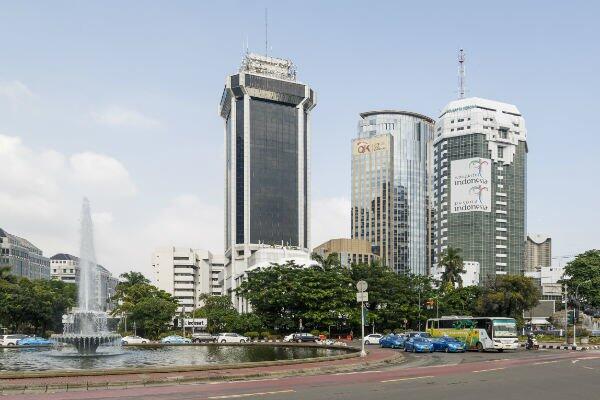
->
[573,281,591,346]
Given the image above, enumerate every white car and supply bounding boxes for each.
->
[217,333,249,343]
[283,333,295,342]
[0,334,28,346]
[121,335,149,345]
[363,334,383,345]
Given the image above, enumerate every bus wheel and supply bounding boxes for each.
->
[476,342,484,352]
[497,349,504,353]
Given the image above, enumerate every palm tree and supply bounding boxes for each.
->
[118,271,149,288]
[439,247,466,289]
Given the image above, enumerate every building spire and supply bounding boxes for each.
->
[458,48,466,99]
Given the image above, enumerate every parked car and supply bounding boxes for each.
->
[404,331,431,339]
[404,336,435,353]
[283,333,296,342]
[17,336,54,346]
[217,333,249,343]
[379,334,406,349]
[291,333,318,343]
[121,335,149,345]
[431,336,466,353]
[591,330,600,337]
[0,334,28,346]
[160,335,191,344]
[363,334,383,345]
[191,332,217,343]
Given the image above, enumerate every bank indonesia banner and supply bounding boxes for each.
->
[450,157,492,213]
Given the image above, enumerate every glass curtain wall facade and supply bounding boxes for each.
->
[352,111,434,275]
[432,98,527,284]
[220,53,316,256]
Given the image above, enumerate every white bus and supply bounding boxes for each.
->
[426,316,519,352]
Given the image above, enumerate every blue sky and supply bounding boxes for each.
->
[0,1,597,275]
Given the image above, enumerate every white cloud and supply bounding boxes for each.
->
[311,197,351,247]
[70,152,137,196]
[91,106,161,129]
[0,81,35,108]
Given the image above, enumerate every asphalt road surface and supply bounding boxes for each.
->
[9,348,600,400]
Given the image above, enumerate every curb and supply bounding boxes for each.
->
[520,343,600,351]
[0,350,403,394]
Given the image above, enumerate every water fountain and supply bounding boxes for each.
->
[51,198,121,354]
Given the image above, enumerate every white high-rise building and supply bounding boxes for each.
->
[152,247,225,312]
[219,53,316,310]
[432,97,527,284]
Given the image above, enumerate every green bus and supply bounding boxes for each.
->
[426,316,519,352]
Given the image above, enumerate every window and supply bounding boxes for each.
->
[499,129,508,139]
[497,146,504,159]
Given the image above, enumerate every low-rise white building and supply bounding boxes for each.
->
[224,244,317,313]
[431,261,480,287]
[152,247,225,313]
[50,253,119,311]
[525,265,564,300]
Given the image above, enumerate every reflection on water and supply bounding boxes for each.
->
[0,345,346,372]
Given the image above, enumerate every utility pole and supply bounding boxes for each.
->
[356,281,368,357]
[574,280,591,346]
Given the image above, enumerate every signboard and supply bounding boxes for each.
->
[352,135,389,155]
[356,280,368,292]
[450,157,492,213]
[356,292,369,302]
[182,318,207,328]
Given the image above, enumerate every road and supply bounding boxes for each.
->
[8,349,600,400]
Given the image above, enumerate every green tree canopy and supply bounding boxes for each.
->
[476,275,540,321]
[563,250,600,308]
[439,247,466,289]
[193,294,240,333]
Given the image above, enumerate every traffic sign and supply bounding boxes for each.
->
[356,292,369,302]
[356,280,368,292]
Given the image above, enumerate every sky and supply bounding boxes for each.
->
[0,1,598,278]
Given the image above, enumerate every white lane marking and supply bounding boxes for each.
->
[333,370,382,376]
[583,366,595,370]
[572,356,600,364]
[473,367,506,373]
[533,360,559,365]
[207,389,295,399]
[208,378,280,385]
[381,375,434,383]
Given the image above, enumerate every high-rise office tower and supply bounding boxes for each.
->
[219,53,316,308]
[352,111,434,275]
[432,98,527,284]
[524,234,551,272]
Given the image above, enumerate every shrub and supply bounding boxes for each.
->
[244,331,259,339]
[260,331,270,340]
[321,331,329,338]
[310,329,321,337]
[268,334,281,341]
[393,328,403,334]
[383,329,392,335]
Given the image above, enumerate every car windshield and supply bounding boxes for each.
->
[493,319,517,337]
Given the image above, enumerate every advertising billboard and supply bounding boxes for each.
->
[352,135,389,156]
[450,157,492,213]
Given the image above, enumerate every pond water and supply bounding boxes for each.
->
[0,345,348,372]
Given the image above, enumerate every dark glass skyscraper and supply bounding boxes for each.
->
[219,53,316,303]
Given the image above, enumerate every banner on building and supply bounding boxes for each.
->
[352,135,389,156]
[450,157,492,213]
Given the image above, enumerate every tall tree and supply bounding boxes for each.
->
[193,294,240,333]
[476,275,540,321]
[439,247,466,289]
[563,250,600,308]
[118,271,150,288]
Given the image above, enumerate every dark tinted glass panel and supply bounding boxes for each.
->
[235,99,245,244]
[249,98,298,245]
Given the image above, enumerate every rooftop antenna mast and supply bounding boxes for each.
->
[458,48,466,99]
[265,8,268,57]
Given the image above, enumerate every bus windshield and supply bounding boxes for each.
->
[492,319,517,337]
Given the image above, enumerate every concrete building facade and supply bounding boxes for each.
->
[313,238,378,267]
[0,228,50,280]
[50,253,119,311]
[152,247,225,313]
[432,98,527,284]
[352,111,434,275]
[219,52,316,309]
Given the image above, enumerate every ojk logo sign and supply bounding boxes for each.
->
[352,136,388,156]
